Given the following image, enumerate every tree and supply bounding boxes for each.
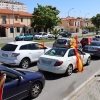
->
[52,29,60,39]
[91,14,100,28]
[31,4,61,31]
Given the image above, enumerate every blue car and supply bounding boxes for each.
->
[15,33,34,41]
[0,65,45,100]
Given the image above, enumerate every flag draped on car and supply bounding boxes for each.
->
[0,73,6,100]
[41,41,45,48]
[70,37,84,72]
[88,38,91,45]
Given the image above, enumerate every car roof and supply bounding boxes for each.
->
[57,38,70,40]
[7,41,38,46]
[52,47,70,50]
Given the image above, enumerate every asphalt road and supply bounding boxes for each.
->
[21,42,100,100]
[0,32,95,43]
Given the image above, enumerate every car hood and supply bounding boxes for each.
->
[35,35,42,37]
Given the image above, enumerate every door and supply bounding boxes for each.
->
[3,71,28,100]
[68,49,76,68]
[27,43,40,62]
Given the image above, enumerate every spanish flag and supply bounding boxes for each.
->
[74,36,78,49]
[88,38,91,45]
[70,38,84,72]
[0,74,5,100]
[41,41,45,48]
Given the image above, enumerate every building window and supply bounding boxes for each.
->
[15,16,18,21]
[10,28,14,33]
[75,22,76,26]
[2,16,6,24]
[21,18,23,22]
[16,27,20,32]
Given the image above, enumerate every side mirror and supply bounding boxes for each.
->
[83,52,86,55]
[18,76,23,81]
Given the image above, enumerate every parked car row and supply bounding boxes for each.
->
[1,35,100,100]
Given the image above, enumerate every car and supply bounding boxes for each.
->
[0,65,45,100]
[95,35,100,40]
[37,48,91,76]
[61,31,72,37]
[0,41,50,69]
[52,38,82,49]
[47,33,55,38]
[80,37,92,48]
[83,41,100,57]
[82,30,88,34]
[96,30,100,35]
[34,32,48,40]
[15,33,34,41]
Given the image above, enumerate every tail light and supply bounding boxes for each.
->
[97,48,100,51]
[11,53,20,57]
[54,61,63,66]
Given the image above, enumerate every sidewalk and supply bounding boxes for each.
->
[70,73,100,100]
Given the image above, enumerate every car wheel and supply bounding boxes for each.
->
[86,57,91,65]
[20,58,30,69]
[29,82,42,99]
[65,64,73,76]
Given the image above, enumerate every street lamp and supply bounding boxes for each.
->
[12,0,15,39]
[84,13,89,28]
[67,8,74,32]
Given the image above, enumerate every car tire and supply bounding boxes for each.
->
[65,64,73,76]
[29,82,42,99]
[86,56,91,65]
[20,58,30,69]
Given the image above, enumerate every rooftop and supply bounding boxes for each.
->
[0,9,32,17]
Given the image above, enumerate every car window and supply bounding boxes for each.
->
[19,45,28,50]
[1,44,18,51]
[77,49,83,55]
[28,43,37,50]
[45,48,68,57]
[35,44,47,49]
[90,42,100,46]
[55,39,68,44]
[68,49,75,57]
[1,71,19,83]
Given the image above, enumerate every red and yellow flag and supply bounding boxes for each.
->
[70,37,84,72]
[88,38,91,45]
[0,74,5,100]
[41,41,45,48]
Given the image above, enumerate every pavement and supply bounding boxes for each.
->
[64,70,100,100]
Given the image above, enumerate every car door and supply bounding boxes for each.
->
[27,43,39,62]
[77,49,86,64]
[68,49,76,68]
[3,71,29,100]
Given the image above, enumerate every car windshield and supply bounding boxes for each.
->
[37,33,42,35]
[55,39,70,44]
[90,42,100,46]
[1,44,18,51]
[45,48,68,57]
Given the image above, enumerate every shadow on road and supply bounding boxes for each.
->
[91,56,100,61]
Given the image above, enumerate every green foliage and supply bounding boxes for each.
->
[52,29,60,39]
[91,14,100,28]
[31,4,61,30]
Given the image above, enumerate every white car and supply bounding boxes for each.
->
[47,33,55,38]
[37,48,91,76]
[34,32,48,39]
[0,41,50,69]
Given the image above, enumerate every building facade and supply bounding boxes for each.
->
[0,9,32,38]
[0,0,27,12]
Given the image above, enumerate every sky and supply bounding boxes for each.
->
[19,0,99,18]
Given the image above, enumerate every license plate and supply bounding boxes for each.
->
[41,59,52,64]
[2,53,8,57]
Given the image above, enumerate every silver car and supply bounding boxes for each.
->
[52,38,82,49]
[83,41,100,57]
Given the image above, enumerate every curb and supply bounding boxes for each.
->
[63,69,100,100]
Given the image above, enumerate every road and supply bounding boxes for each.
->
[0,32,95,43]
[21,42,100,100]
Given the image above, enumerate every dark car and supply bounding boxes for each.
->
[80,37,92,48]
[61,31,72,37]
[82,30,88,34]
[0,65,45,100]
[53,38,82,49]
